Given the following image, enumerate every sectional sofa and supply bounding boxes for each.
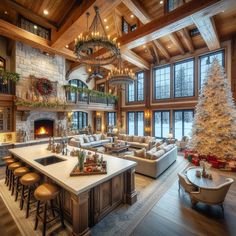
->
[123,144,177,178]
[114,134,156,150]
[69,133,112,148]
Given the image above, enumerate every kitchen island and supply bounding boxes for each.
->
[9,144,137,235]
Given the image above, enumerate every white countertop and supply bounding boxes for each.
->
[9,144,136,195]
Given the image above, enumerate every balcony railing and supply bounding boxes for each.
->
[66,91,117,106]
[0,79,15,95]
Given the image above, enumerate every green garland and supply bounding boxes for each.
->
[15,98,67,109]
[0,68,20,83]
[63,85,118,101]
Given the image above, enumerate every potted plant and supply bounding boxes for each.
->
[78,150,86,172]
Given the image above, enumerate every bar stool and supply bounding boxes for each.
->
[4,158,16,186]
[8,162,22,191]
[20,172,41,218]
[34,183,65,236]
[13,166,30,201]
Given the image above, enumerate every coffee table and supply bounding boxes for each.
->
[104,143,130,154]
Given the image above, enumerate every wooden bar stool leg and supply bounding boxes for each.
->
[15,177,20,201]
[20,185,25,210]
[58,194,65,228]
[26,186,31,218]
[5,166,8,185]
[8,171,12,190]
[34,200,40,231]
[11,175,16,195]
[50,200,55,217]
[42,202,47,236]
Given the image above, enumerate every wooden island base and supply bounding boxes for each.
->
[9,145,137,236]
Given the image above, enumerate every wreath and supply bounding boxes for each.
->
[36,78,53,96]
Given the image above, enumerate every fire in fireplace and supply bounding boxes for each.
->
[34,119,54,139]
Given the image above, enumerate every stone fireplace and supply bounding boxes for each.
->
[34,119,54,139]
[16,111,67,141]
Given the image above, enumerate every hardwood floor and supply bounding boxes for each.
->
[132,170,236,236]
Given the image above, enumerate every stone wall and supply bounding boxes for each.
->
[15,42,67,140]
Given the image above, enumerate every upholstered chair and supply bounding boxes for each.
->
[178,172,196,193]
[189,178,234,212]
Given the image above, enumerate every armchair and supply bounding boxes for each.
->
[178,172,197,193]
[189,178,234,212]
[176,135,190,151]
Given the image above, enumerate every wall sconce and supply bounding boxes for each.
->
[144,109,151,119]
[96,112,101,117]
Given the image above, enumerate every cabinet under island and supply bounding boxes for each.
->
[9,144,137,235]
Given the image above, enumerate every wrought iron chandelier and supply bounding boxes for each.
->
[74,6,120,66]
[108,56,135,86]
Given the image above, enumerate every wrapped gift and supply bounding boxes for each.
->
[209,160,219,169]
[192,158,199,166]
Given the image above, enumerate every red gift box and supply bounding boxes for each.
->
[192,159,199,166]
[209,160,219,169]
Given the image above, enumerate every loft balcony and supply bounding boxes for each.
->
[0,79,15,95]
[66,91,117,111]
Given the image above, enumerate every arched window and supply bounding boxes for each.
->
[68,79,88,102]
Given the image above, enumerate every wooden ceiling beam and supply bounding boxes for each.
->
[153,40,171,61]
[121,0,151,24]
[52,0,121,49]
[2,0,58,30]
[192,16,220,51]
[0,19,76,61]
[179,28,194,53]
[113,9,122,37]
[120,49,150,70]
[150,43,160,65]
[169,32,185,54]
[118,0,231,50]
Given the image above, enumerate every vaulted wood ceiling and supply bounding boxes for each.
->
[0,0,236,73]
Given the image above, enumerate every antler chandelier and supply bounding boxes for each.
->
[108,56,135,85]
[74,6,120,66]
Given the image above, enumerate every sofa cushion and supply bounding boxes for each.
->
[151,150,165,160]
[159,143,167,151]
[133,136,140,142]
[74,135,85,144]
[144,136,153,144]
[146,146,157,159]
[163,144,174,152]
[83,136,90,143]
[100,139,110,144]
[138,136,145,143]
[134,148,146,158]
[127,135,133,142]
[89,136,95,142]
[81,143,91,147]
[118,134,125,140]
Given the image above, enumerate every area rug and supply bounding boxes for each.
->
[0,155,188,236]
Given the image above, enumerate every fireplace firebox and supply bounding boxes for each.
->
[34,119,54,139]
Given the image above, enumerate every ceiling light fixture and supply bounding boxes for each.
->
[130,14,134,18]
[108,55,135,86]
[104,18,107,22]
[65,45,69,48]
[43,9,49,15]
[160,0,164,4]
[74,6,120,66]
[4,11,8,15]
[34,25,38,29]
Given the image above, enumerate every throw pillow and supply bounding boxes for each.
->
[163,144,174,152]
[144,136,152,144]
[159,143,167,151]
[134,148,146,158]
[146,146,157,159]
[93,135,99,141]
[118,134,124,140]
[83,136,90,143]
[151,150,165,160]
[122,135,127,141]
[89,136,95,142]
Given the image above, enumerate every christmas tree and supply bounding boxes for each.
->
[188,59,236,159]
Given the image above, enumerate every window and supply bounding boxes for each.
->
[122,17,129,34]
[154,66,171,99]
[69,79,88,102]
[127,111,144,136]
[174,59,194,97]
[153,111,170,138]
[72,111,88,130]
[199,50,224,88]
[107,112,116,126]
[173,110,194,140]
[127,71,145,102]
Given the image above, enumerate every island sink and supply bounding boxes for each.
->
[34,155,66,166]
